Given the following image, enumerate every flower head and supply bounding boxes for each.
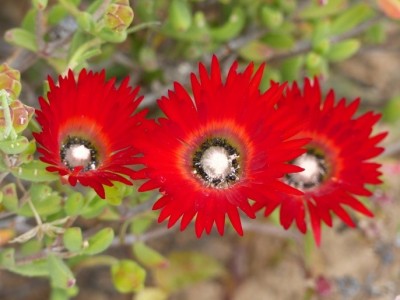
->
[137,56,308,237]
[254,78,387,245]
[34,69,147,198]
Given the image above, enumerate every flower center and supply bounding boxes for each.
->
[285,150,327,191]
[193,137,240,189]
[60,136,98,171]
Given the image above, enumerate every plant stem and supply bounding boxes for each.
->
[58,0,82,18]
[0,90,16,140]
[126,21,162,34]
[26,196,42,226]
[66,38,103,72]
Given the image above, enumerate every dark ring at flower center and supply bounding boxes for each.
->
[285,148,328,191]
[60,136,99,171]
[192,137,240,189]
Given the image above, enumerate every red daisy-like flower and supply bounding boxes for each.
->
[254,78,387,245]
[34,69,147,198]
[136,56,309,237]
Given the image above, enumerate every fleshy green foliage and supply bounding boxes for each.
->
[0,0,392,299]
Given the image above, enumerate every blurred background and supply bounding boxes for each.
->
[1,0,400,299]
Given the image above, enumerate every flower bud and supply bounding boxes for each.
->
[261,6,284,30]
[32,0,48,10]
[0,64,21,99]
[0,100,34,134]
[104,1,134,32]
[378,0,400,19]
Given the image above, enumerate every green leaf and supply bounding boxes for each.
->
[64,192,85,216]
[18,184,62,217]
[1,183,18,212]
[76,12,96,33]
[47,4,69,26]
[4,28,38,52]
[168,0,192,32]
[68,31,91,61]
[136,288,168,300]
[300,0,346,19]
[313,38,331,55]
[330,4,374,36]
[104,181,127,206]
[135,1,156,22]
[210,6,246,42]
[111,259,146,293]
[21,9,37,32]
[86,0,103,14]
[326,39,360,62]
[20,239,42,256]
[10,160,59,182]
[305,52,324,70]
[83,228,114,255]
[63,227,83,253]
[19,139,36,164]
[80,193,107,219]
[133,242,168,269]
[281,56,304,81]
[0,136,29,154]
[162,11,210,43]
[77,48,102,62]
[154,252,225,292]
[130,213,156,235]
[238,40,272,63]
[365,23,386,44]
[8,259,49,277]
[50,286,79,300]
[0,248,15,268]
[97,28,127,43]
[260,6,283,30]
[312,20,331,44]
[278,0,296,13]
[382,96,400,123]
[262,32,295,49]
[48,255,76,289]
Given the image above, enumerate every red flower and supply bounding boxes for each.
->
[136,56,308,237]
[34,69,147,198]
[254,78,387,245]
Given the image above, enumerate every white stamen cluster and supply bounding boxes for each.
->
[65,144,92,168]
[287,153,326,190]
[201,146,235,179]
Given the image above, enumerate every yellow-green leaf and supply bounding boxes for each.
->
[63,227,83,253]
[111,259,146,293]
[83,228,114,255]
[0,136,29,155]
[168,0,192,32]
[330,4,374,36]
[326,39,360,62]
[8,259,49,277]
[210,6,246,42]
[10,160,58,182]
[300,0,346,19]
[64,192,85,216]
[1,183,18,212]
[48,255,76,289]
[133,242,168,269]
[4,28,38,52]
